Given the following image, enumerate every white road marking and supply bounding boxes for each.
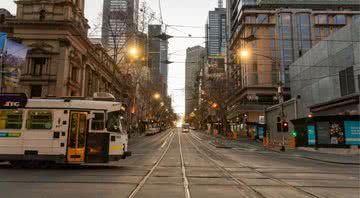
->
[178,132,191,198]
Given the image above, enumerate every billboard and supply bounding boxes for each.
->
[208,56,225,74]
[344,121,360,145]
[2,39,28,87]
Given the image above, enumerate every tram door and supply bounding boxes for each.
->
[67,112,88,163]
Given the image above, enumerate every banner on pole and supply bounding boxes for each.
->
[3,39,28,88]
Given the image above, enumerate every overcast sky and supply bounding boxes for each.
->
[3,0,222,115]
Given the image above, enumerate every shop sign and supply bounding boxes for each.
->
[344,121,360,145]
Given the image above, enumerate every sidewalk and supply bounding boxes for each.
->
[193,130,360,165]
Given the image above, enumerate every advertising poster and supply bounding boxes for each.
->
[307,125,316,145]
[344,121,360,145]
[329,121,345,145]
[3,39,28,87]
[0,32,6,53]
[317,122,330,144]
[258,127,264,139]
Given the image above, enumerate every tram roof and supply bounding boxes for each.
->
[25,98,123,111]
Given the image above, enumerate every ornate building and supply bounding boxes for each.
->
[0,0,130,99]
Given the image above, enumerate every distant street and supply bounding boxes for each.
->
[0,129,359,198]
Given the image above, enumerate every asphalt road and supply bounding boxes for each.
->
[0,128,359,198]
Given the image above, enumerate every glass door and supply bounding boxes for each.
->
[67,112,88,163]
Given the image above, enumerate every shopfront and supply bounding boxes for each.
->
[292,115,359,147]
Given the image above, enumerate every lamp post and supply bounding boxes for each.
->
[239,49,287,150]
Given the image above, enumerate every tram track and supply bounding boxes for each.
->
[187,132,324,198]
[178,132,191,198]
[127,130,176,198]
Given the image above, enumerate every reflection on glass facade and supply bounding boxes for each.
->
[207,8,227,56]
[278,13,293,85]
[296,13,311,56]
[334,15,346,25]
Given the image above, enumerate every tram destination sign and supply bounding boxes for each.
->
[0,93,28,108]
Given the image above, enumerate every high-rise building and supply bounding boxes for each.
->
[102,0,139,51]
[185,46,206,116]
[206,1,227,57]
[226,0,360,134]
[148,24,168,96]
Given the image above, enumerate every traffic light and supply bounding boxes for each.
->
[290,131,297,137]
[277,122,282,132]
[282,121,289,132]
[277,117,281,132]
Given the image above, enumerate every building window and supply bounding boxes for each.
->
[71,67,79,82]
[31,57,47,76]
[30,85,42,98]
[296,13,311,56]
[0,14,5,23]
[256,14,269,24]
[39,10,46,21]
[244,16,253,23]
[339,66,355,96]
[334,15,346,25]
[315,15,328,24]
[353,15,360,22]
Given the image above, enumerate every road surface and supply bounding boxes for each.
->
[0,129,359,198]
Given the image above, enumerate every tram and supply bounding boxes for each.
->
[0,93,131,166]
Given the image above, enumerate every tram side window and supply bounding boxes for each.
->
[27,111,53,129]
[91,113,105,130]
[0,110,23,129]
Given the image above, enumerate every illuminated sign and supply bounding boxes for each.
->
[344,121,360,145]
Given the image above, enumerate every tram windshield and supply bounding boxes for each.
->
[107,111,122,133]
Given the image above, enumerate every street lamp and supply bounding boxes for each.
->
[153,93,161,100]
[239,48,284,103]
[128,47,139,59]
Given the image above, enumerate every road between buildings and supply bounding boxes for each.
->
[0,129,359,198]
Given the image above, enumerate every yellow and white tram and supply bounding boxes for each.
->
[0,93,131,166]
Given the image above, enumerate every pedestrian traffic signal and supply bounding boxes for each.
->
[282,121,289,132]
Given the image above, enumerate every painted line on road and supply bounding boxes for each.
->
[160,132,173,149]
[178,132,191,198]
[127,131,175,198]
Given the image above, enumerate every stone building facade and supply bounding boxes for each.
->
[0,0,130,99]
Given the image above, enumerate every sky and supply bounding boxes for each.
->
[2,0,222,115]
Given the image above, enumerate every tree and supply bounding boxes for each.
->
[202,75,231,135]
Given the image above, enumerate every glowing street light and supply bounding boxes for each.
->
[128,47,139,58]
[153,93,161,100]
[240,49,249,58]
